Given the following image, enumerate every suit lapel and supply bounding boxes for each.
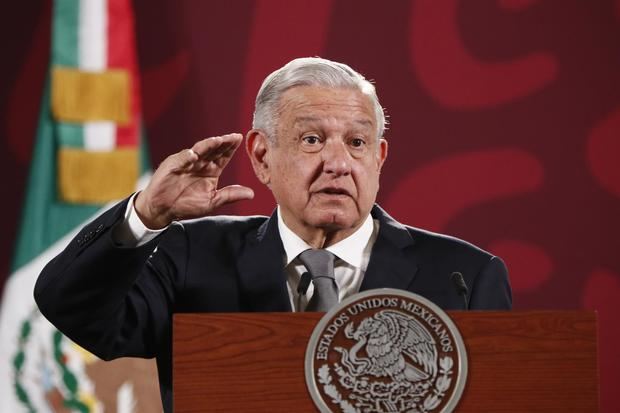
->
[237,206,417,309]
[360,205,419,291]
[237,210,292,312]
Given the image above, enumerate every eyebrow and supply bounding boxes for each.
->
[294,116,374,128]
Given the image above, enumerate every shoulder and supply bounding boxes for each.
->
[170,214,270,244]
[150,214,271,261]
[408,225,511,309]
[372,204,494,263]
[372,205,511,309]
[407,226,492,260]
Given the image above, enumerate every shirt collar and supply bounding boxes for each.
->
[277,206,374,268]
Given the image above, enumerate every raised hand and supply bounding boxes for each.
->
[134,133,254,229]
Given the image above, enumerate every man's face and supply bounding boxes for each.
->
[250,85,388,244]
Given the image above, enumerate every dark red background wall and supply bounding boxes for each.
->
[1,0,619,410]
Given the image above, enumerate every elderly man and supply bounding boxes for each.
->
[35,57,511,412]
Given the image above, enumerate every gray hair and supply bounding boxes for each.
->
[252,57,386,143]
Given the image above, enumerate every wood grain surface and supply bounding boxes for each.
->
[173,311,598,412]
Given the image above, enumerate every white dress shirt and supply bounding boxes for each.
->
[114,196,380,311]
[112,193,166,246]
[277,206,378,311]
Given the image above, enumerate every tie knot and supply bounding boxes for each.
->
[299,249,338,312]
[299,249,335,280]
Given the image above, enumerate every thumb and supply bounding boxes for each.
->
[210,185,255,209]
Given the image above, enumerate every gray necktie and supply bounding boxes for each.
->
[299,249,338,312]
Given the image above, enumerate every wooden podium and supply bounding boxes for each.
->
[173,311,598,412]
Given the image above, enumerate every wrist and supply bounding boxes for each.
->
[134,192,171,230]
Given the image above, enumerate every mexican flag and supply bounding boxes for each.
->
[0,0,160,411]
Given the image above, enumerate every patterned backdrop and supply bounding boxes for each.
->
[1,0,618,411]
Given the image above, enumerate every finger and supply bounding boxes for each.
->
[186,147,239,176]
[203,136,242,165]
[210,185,255,209]
[191,135,244,175]
[212,138,244,169]
[191,133,243,160]
[162,148,199,173]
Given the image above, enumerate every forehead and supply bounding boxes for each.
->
[276,86,377,129]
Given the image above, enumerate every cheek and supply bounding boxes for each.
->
[277,171,310,201]
[355,164,381,189]
[292,158,321,182]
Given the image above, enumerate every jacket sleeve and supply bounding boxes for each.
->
[33,197,188,360]
[468,255,512,310]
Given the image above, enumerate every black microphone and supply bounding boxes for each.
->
[451,272,469,310]
[297,272,312,311]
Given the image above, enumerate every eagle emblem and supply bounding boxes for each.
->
[305,290,466,413]
[336,310,438,384]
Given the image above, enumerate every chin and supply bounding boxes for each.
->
[307,209,359,231]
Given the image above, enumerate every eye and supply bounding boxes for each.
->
[302,135,321,145]
[300,134,324,152]
[350,137,366,148]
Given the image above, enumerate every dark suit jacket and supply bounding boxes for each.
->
[34,198,511,413]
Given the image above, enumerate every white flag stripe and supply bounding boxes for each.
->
[0,218,94,412]
[84,121,116,151]
[0,173,151,412]
[79,0,117,150]
[78,0,108,71]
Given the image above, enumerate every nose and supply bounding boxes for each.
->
[322,140,351,176]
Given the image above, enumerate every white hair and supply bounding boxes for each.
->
[252,57,386,143]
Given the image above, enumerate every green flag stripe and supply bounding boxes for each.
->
[52,0,79,67]
[51,0,85,148]
[56,123,84,148]
[138,127,151,176]
[12,0,152,272]
[11,79,99,272]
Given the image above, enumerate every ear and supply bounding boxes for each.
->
[376,138,388,171]
[246,129,271,185]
